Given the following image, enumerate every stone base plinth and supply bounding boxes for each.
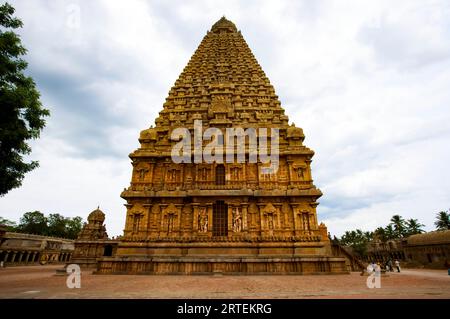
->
[94,239,347,275]
[70,257,100,269]
[95,256,348,275]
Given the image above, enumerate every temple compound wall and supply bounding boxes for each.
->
[0,226,74,266]
[365,230,450,269]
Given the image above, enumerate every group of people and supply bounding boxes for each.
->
[370,259,401,273]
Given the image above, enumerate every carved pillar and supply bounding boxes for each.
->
[305,158,312,181]
[149,161,155,187]
[274,203,282,230]
[287,159,293,184]
[175,204,182,236]
[162,163,168,190]
[227,203,233,234]
[27,251,33,263]
[192,203,199,236]
[181,204,193,235]
[291,203,300,236]
[206,203,213,237]
[309,201,319,230]
[159,204,168,237]
[242,202,248,232]
[124,203,133,236]
[257,203,264,232]
[143,203,152,237]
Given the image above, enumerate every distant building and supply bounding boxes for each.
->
[364,230,450,269]
[0,227,74,266]
[71,207,119,269]
[405,231,450,268]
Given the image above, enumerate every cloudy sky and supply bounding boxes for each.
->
[1,0,449,237]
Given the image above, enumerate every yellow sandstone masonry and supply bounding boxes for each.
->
[96,17,348,274]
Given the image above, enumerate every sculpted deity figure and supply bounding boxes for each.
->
[295,167,304,179]
[198,207,208,232]
[232,207,242,232]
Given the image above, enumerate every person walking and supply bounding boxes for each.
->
[387,259,393,272]
[394,259,401,272]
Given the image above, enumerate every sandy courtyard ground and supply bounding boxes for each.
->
[0,265,449,299]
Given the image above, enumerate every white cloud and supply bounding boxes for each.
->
[1,0,449,237]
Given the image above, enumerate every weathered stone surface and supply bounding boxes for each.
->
[0,232,73,265]
[71,207,119,269]
[97,17,347,274]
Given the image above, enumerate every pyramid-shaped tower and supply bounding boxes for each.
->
[97,17,347,274]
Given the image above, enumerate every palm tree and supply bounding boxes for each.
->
[435,211,450,230]
[384,224,395,240]
[405,218,425,236]
[390,214,406,238]
[363,231,373,241]
[374,227,387,242]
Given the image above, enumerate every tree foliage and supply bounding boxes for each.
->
[0,2,50,196]
[339,229,373,256]
[0,216,16,230]
[335,214,428,256]
[17,210,48,234]
[435,210,450,231]
[1,211,83,239]
[404,218,425,236]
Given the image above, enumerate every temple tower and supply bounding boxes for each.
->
[97,17,347,274]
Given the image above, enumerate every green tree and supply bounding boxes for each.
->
[384,224,395,240]
[0,216,17,231]
[363,231,373,241]
[65,216,83,239]
[435,211,450,231]
[374,226,387,242]
[17,210,48,235]
[390,214,406,238]
[0,2,50,196]
[15,211,83,238]
[339,229,371,257]
[47,213,67,237]
[405,218,425,236]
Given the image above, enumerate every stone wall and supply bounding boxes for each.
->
[0,231,74,266]
[364,230,450,269]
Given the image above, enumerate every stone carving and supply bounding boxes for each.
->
[182,204,193,231]
[232,207,242,232]
[295,166,304,179]
[267,214,274,230]
[209,95,233,118]
[198,207,208,233]
[77,207,108,240]
[262,203,278,231]
[106,17,339,275]
[162,204,178,234]
[248,202,258,227]
[150,204,160,229]
[137,167,149,181]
